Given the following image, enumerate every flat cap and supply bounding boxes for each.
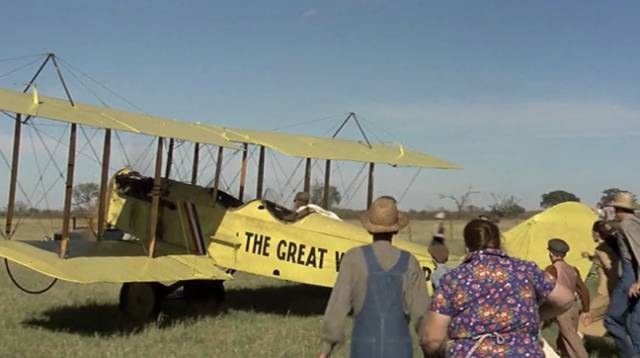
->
[548,238,570,255]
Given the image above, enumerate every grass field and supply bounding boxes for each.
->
[0,218,618,357]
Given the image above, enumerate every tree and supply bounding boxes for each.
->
[439,186,479,217]
[600,188,637,206]
[73,183,99,211]
[310,181,342,208]
[540,190,580,208]
[490,193,525,218]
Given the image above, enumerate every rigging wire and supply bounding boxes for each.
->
[0,57,45,80]
[271,114,343,132]
[397,168,422,204]
[0,53,47,63]
[114,131,132,167]
[56,56,148,114]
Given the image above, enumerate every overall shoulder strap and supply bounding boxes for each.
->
[390,250,410,274]
[361,245,382,273]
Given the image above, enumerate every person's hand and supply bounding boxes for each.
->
[317,353,329,358]
[629,282,640,297]
[580,312,592,326]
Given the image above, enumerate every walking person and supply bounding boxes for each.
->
[605,191,640,357]
[544,238,590,358]
[420,219,574,357]
[428,243,450,290]
[318,196,428,358]
[579,220,620,335]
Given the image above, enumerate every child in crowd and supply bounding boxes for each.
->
[428,243,450,290]
[545,238,590,358]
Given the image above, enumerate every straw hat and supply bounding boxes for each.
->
[610,191,636,211]
[360,197,409,234]
[435,212,446,220]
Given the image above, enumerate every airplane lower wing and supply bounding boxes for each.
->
[0,239,231,284]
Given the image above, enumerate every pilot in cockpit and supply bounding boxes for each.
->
[285,191,341,222]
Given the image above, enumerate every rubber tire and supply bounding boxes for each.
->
[119,282,162,322]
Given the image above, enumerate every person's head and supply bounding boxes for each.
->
[547,238,570,261]
[592,220,612,243]
[428,244,449,264]
[360,196,408,240]
[435,211,446,221]
[463,219,501,252]
[610,191,636,221]
[293,192,310,210]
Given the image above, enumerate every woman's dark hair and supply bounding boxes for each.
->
[592,220,620,252]
[592,220,615,238]
[464,219,501,252]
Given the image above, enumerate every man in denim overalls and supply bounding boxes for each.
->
[318,196,428,358]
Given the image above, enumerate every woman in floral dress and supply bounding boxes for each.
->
[420,219,575,357]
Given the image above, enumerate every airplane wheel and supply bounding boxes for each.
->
[183,280,225,302]
[119,282,162,321]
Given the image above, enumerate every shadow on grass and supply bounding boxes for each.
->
[22,303,137,336]
[225,284,331,316]
[22,284,330,336]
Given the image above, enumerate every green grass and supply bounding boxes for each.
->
[0,218,619,357]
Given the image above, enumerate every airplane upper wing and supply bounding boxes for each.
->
[221,127,462,169]
[0,86,459,168]
[0,87,240,150]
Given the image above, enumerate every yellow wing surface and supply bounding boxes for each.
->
[0,86,460,169]
[503,202,597,278]
[0,239,230,284]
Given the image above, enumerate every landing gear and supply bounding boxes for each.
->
[118,280,226,321]
[119,282,163,321]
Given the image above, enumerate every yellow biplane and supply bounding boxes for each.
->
[0,55,460,320]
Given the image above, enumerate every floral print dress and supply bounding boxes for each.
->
[430,248,556,357]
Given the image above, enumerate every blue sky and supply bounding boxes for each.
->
[0,1,639,210]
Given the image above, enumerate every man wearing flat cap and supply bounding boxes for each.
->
[605,191,640,357]
[544,238,590,358]
[318,196,428,358]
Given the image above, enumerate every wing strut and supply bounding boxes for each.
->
[238,143,248,201]
[5,113,21,238]
[367,162,375,208]
[148,137,164,258]
[191,143,200,185]
[304,157,312,194]
[213,146,223,198]
[256,146,265,199]
[165,138,175,179]
[60,124,77,258]
[97,129,111,239]
[323,160,331,209]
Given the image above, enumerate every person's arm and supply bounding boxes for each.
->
[319,251,356,357]
[532,264,572,321]
[621,220,640,286]
[544,264,558,280]
[539,283,574,321]
[595,249,613,271]
[574,267,590,314]
[420,310,451,357]
[406,255,429,333]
